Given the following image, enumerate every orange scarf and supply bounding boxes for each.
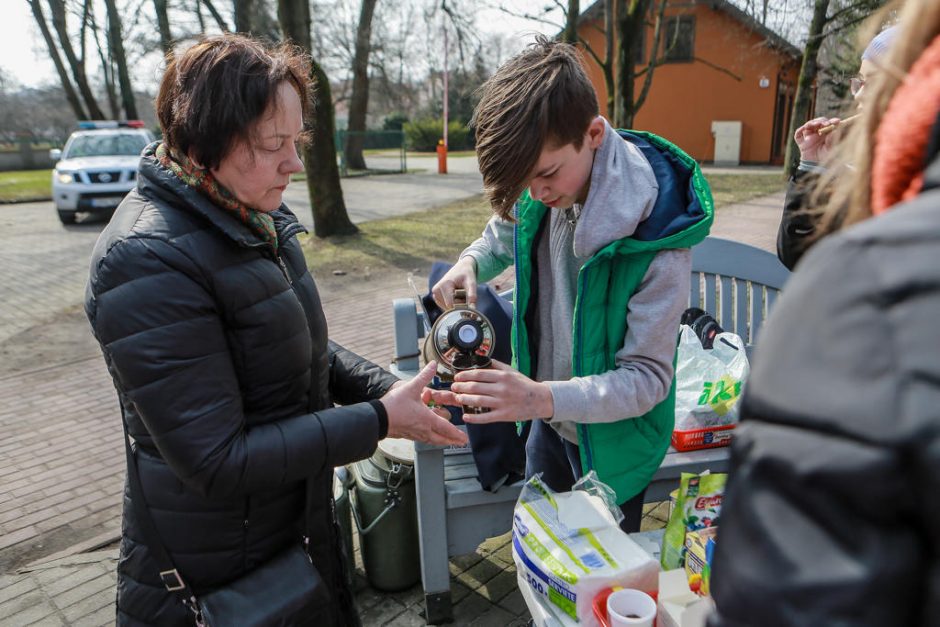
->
[872,34,940,214]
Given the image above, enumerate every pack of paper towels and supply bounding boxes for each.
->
[512,478,659,625]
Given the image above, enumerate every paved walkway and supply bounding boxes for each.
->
[0,164,786,624]
[282,155,485,228]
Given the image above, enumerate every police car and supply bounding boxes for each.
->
[50,120,154,224]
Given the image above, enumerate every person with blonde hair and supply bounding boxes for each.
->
[777,25,896,269]
[709,0,940,624]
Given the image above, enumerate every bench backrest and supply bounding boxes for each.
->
[690,237,790,350]
[392,237,790,373]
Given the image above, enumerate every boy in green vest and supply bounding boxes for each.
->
[430,36,713,531]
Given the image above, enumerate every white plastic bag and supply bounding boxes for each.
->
[512,472,659,626]
[674,325,749,431]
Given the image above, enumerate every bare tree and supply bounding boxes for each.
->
[278,0,358,236]
[344,0,378,170]
[87,1,121,117]
[26,0,87,119]
[154,0,174,59]
[201,0,231,31]
[616,0,680,128]
[103,0,139,118]
[48,0,106,118]
[234,0,252,32]
[563,0,580,44]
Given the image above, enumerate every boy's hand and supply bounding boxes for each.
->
[381,361,469,446]
[449,360,554,424]
[432,256,477,309]
[794,117,841,162]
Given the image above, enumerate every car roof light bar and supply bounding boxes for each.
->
[77,120,146,129]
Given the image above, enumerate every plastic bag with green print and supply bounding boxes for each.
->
[674,325,750,431]
[660,471,727,570]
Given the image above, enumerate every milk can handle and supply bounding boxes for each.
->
[350,459,412,535]
[351,496,398,536]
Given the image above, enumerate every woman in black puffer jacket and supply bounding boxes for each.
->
[85,35,465,626]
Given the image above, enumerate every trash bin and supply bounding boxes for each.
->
[349,438,420,591]
[333,467,356,590]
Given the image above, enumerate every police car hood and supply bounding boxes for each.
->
[57,155,142,171]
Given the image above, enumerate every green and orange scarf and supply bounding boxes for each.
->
[156,143,278,251]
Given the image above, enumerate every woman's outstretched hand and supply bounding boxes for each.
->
[381,361,468,446]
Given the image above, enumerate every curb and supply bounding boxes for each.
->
[0,196,52,204]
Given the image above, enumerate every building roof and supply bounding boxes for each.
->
[579,0,802,61]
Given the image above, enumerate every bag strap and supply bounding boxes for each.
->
[119,407,203,620]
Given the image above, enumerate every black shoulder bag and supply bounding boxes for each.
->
[121,413,328,626]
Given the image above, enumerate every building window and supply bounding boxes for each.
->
[662,15,695,63]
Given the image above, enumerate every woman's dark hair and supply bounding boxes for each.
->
[156,34,311,170]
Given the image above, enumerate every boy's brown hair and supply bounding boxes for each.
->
[472,36,599,220]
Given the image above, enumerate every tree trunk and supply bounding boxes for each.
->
[604,0,614,116]
[278,0,357,236]
[632,0,669,117]
[104,0,138,119]
[27,0,86,119]
[88,3,121,117]
[563,0,580,44]
[344,0,378,171]
[48,0,105,119]
[784,0,830,176]
[614,0,650,128]
[235,0,254,32]
[154,0,174,60]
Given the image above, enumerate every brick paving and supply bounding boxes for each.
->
[0,173,785,624]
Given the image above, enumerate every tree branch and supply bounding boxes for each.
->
[200,0,230,32]
[481,0,562,29]
[634,0,669,113]
[825,0,882,25]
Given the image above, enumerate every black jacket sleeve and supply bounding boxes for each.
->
[708,233,934,627]
[89,235,383,499]
[327,340,399,406]
[776,170,818,270]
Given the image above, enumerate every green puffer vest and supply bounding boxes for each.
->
[512,130,714,503]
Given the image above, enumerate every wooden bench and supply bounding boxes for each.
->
[389,236,790,624]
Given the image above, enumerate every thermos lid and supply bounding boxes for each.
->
[425,307,495,375]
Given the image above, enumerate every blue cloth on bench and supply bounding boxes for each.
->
[424,262,529,491]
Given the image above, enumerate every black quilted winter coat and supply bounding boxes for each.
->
[709,145,940,625]
[85,143,398,626]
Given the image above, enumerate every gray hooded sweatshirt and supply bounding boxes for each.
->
[461,118,691,443]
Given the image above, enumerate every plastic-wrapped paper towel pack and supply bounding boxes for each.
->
[512,473,659,626]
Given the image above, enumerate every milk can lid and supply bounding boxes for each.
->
[377,437,415,465]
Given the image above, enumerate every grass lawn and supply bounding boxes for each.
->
[707,173,785,207]
[301,172,786,278]
[0,169,51,203]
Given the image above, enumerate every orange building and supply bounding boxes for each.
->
[578,0,804,165]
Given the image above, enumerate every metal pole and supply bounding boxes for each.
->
[443,17,448,148]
